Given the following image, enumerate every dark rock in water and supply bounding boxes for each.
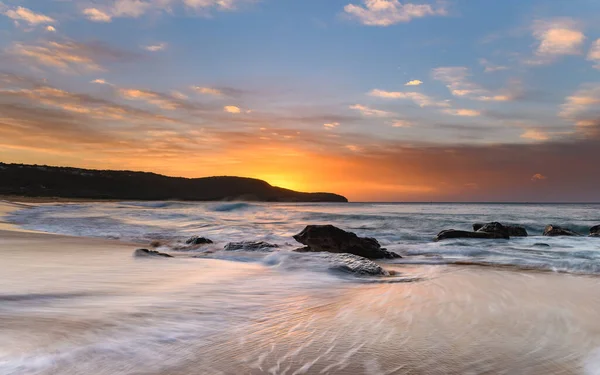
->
[506,225,528,237]
[533,243,551,248]
[134,248,173,258]
[435,229,509,242]
[325,253,389,276]
[224,241,279,251]
[293,225,401,259]
[185,236,213,245]
[590,225,600,237]
[474,222,528,237]
[543,225,581,237]
[476,222,510,238]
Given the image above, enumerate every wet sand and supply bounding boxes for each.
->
[2,201,600,374]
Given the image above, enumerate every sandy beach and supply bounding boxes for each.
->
[2,200,600,374]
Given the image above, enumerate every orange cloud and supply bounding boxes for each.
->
[521,130,549,141]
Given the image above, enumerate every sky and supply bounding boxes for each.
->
[0,0,599,202]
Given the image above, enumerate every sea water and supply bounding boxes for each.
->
[6,201,600,274]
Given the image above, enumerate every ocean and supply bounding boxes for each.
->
[6,201,600,274]
[2,202,600,374]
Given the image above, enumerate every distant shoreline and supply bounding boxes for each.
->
[0,163,348,203]
[3,196,599,205]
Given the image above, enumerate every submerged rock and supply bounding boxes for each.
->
[293,225,400,260]
[224,241,279,251]
[435,229,509,241]
[263,251,389,276]
[185,236,213,245]
[133,248,173,258]
[543,225,581,237]
[473,222,528,237]
[325,253,389,276]
[590,225,600,237]
[533,243,551,247]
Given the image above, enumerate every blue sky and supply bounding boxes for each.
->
[1,0,600,201]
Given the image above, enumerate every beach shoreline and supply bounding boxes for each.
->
[3,200,600,374]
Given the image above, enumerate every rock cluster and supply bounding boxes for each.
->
[293,225,401,260]
[436,222,519,241]
[473,223,528,237]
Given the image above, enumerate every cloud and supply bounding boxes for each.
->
[531,173,547,181]
[476,95,511,102]
[349,104,394,117]
[2,5,55,25]
[588,39,600,69]
[193,86,223,96]
[432,66,513,101]
[83,8,112,22]
[432,66,483,97]
[391,120,412,127]
[324,122,340,129]
[170,90,189,100]
[81,0,250,22]
[224,105,241,114]
[144,43,167,52]
[405,79,423,86]
[479,58,508,73]
[46,25,56,32]
[91,78,111,85]
[6,40,140,73]
[344,0,447,27]
[443,108,481,117]
[120,89,182,110]
[559,83,600,122]
[368,89,449,107]
[521,129,549,141]
[527,19,585,65]
[0,75,180,127]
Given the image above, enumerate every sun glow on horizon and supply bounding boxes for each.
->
[258,174,307,192]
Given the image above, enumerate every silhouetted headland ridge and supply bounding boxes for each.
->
[0,163,348,202]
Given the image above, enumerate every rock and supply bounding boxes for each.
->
[293,225,401,259]
[325,253,389,276]
[262,251,389,276]
[543,225,581,237]
[134,248,173,258]
[476,222,510,238]
[435,229,509,241]
[506,225,528,237]
[185,236,213,245]
[533,243,551,247]
[474,222,528,237]
[590,225,600,237]
[224,241,279,251]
